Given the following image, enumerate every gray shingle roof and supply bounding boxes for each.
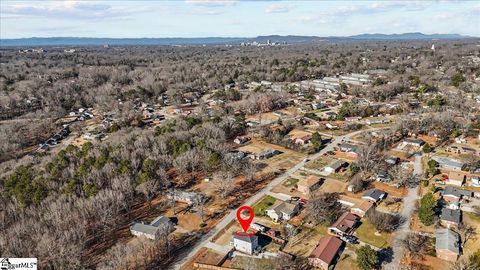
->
[432,157,465,169]
[362,189,386,201]
[444,186,473,198]
[130,223,160,236]
[441,208,461,223]
[329,160,348,170]
[404,138,425,145]
[130,215,171,237]
[150,216,171,227]
[273,201,298,215]
[436,229,460,254]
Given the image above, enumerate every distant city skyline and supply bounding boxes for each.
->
[1,0,479,39]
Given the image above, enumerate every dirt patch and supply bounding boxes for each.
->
[283,225,327,257]
[213,221,243,246]
[407,255,453,270]
[319,178,348,193]
[237,138,306,172]
[180,247,227,270]
[409,209,436,234]
[463,212,480,255]
[372,182,407,197]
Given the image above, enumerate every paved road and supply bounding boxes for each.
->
[384,153,422,270]
[170,128,374,270]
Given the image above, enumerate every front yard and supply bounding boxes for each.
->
[355,219,392,248]
[282,177,299,187]
[253,195,277,216]
[304,156,332,170]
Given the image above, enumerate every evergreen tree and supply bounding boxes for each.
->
[356,245,378,270]
[423,143,432,153]
[311,132,322,151]
[419,192,437,225]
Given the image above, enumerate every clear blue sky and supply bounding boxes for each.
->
[1,0,479,38]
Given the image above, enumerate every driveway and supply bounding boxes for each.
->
[384,153,422,270]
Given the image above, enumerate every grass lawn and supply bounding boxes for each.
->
[304,157,331,170]
[355,219,391,248]
[335,252,358,270]
[283,178,299,187]
[463,212,480,255]
[329,171,350,182]
[253,195,276,216]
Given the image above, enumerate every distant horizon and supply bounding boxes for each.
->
[2,1,479,39]
[1,32,476,40]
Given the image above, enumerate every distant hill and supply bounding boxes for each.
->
[348,32,468,40]
[0,33,475,46]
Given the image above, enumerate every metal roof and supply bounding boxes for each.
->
[436,229,460,254]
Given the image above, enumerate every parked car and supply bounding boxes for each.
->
[340,235,358,244]
[435,180,445,185]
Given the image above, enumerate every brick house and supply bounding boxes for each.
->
[436,229,460,262]
[308,235,343,269]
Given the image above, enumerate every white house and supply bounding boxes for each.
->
[130,216,172,240]
[232,232,259,255]
[472,176,480,187]
[266,200,300,222]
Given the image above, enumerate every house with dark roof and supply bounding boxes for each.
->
[308,235,343,269]
[402,138,425,147]
[328,212,360,236]
[234,136,251,144]
[232,232,259,255]
[325,160,348,174]
[130,216,172,240]
[385,156,400,165]
[440,208,461,228]
[362,189,387,203]
[436,229,460,262]
[338,143,358,154]
[443,186,473,202]
[253,149,281,160]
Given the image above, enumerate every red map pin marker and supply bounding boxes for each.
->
[236,205,254,232]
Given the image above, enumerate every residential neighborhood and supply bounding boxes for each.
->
[1,2,480,269]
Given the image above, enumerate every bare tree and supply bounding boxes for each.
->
[211,170,236,198]
[457,223,477,245]
[349,173,368,193]
[357,144,381,176]
[135,179,160,208]
[400,233,434,259]
[306,192,345,224]
[366,209,403,233]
